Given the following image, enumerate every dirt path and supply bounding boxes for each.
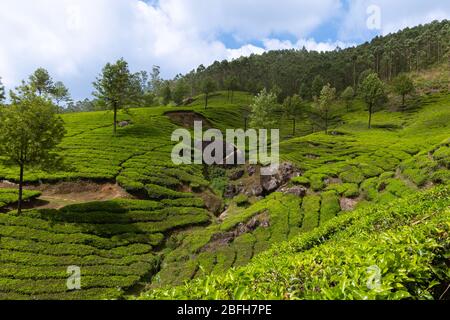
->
[0,180,132,210]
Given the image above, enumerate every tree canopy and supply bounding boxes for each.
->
[360,73,387,129]
[93,58,139,135]
[0,93,65,213]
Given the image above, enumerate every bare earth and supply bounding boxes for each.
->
[0,180,131,210]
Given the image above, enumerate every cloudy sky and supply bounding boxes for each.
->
[0,0,449,100]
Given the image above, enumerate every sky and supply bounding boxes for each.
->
[0,0,449,101]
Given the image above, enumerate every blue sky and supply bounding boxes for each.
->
[0,0,449,101]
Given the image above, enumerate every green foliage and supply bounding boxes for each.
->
[341,86,355,112]
[92,58,140,134]
[314,84,336,134]
[392,74,415,106]
[360,73,387,129]
[249,88,278,129]
[142,187,450,300]
[28,68,54,96]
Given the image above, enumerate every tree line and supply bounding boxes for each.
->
[177,20,450,102]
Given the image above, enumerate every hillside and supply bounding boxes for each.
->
[0,69,448,300]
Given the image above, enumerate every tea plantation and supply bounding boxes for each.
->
[0,88,449,300]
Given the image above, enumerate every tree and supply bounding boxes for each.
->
[360,73,387,129]
[341,86,355,112]
[161,82,172,105]
[0,77,5,104]
[173,80,188,105]
[149,65,162,95]
[29,68,54,96]
[392,73,415,107]
[311,75,325,99]
[249,88,278,129]
[92,58,138,135]
[0,93,65,214]
[282,94,303,136]
[314,84,336,134]
[224,76,238,103]
[202,78,216,109]
[51,81,71,108]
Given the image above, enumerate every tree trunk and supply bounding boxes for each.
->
[368,104,373,129]
[17,163,24,215]
[113,104,117,135]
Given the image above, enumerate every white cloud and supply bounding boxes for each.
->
[262,38,354,52]
[0,0,449,100]
[0,0,343,99]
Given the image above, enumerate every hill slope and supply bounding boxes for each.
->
[0,87,448,299]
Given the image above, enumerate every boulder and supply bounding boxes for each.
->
[251,185,264,196]
[284,186,307,197]
[247,166,256,176]
[118,120,131,128]
[262,177,279,192]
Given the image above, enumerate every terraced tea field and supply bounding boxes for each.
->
[0,90,448,300]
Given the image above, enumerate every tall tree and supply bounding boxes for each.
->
[51,81,71,108]
[311,75,325,99]
[202,78,216,109]
[29,68,54,96]
[92,58,138,135]
[173,80,188,105]
[392,73,415,107]
[0,93,65,214]
[341,86,355,112]
[282,94,303,136]
[360,73,387,129]
[224,76,238,103]
[314,84,336,134]
[0,77,5,104]
[161,82,172,105]
[149,65,162,95]
[249,88,278,129]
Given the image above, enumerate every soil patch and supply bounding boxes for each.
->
[0,181,132,210]
[165,111,213,129]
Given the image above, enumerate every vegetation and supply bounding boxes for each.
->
[0,93,65,214]
[0,21,449,300]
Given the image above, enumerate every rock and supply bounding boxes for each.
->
[247,166,256,176]
[251,185,264,196]
[340,198,358,211]
[262,178,279,192]
[228,168,245,181]
[284,186,307,197]
[118,120,131,127]
[182,97,195,105]
[223,185,237,199]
